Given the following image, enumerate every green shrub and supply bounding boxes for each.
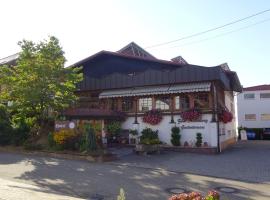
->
[196,133,202,147]
[47,132,55,148]
[106,121,121,136]
[79,124,97,152]
[140,128,160,145]
[0,104,13,145]
[12,119,30,146]
[171,126,181,146]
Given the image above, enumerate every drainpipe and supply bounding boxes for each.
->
[212,82,221,153]
[134,97,139,124]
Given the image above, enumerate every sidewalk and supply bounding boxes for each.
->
[0,178,85,200]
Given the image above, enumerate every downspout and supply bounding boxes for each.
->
[134,97,139,124]
[212,82,221,153]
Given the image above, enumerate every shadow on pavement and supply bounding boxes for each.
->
[0,141,269,200]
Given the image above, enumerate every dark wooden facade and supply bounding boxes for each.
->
[67,43,241,119]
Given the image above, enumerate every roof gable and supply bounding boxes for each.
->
[117,42,156,59]
[171,56,188,64]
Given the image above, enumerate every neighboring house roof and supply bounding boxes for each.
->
[243,84,270,91]
[0,53,19,66]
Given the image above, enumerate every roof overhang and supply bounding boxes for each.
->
[64,108,125,119]
[99,82,211,98]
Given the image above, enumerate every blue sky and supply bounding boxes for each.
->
[1,0,270,87]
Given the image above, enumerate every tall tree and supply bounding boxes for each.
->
[0,36,83,132]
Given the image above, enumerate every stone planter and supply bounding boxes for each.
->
[135,144,160,155]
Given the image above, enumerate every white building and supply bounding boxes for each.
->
[65,42,242,152]
[237,85,270,129]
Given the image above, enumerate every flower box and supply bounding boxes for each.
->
[135,144,160,154]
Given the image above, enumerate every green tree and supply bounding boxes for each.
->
[0,36,83,133]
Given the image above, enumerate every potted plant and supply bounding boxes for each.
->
[129,129,138,144]
[106,121,121,143]
[184,141,189,147]
[171,126,181,146]
[195,132,202,147]
[135,127,160,154]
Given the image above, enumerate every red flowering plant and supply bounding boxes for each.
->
[143,109,163,125]
[180,109,202,122]
[219,109,233,124]
[168,190,220,200]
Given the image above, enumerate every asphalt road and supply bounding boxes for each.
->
[0,141,269,200]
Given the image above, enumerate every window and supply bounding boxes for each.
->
[261,114,270,121]
[260,93,270,99]
[194,93,209,109]
[122,98,133,112]
[109,99,118,111]
[155,97,170,110]
[139,98,152,111]
[175,95,190,110]
[244,93,255,99]
[245,114,256,121]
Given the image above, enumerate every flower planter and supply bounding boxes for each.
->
[135,144,160,155]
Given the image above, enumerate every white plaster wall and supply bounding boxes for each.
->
[221,91,237,142]
[121,114,218,147]
[237,90,270,128]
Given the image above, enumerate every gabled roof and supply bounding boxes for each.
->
[117,42,156,59]
[0,53,19,66]
[243,85,270,91]
[71,49,187,68]
[71,42,242,92]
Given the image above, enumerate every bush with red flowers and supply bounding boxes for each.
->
[180,109,202,122]
[143,109,163,125]
[168,190,220,200]
[219,110,233,123]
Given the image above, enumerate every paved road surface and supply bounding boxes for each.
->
[0,141,269,200]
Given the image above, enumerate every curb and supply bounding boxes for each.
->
[0,147,118,163]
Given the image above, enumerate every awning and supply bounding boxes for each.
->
[99,82,211,98]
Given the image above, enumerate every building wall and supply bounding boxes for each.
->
[237,90,270,128]
[220,91,237,150]
[121,114,218,147]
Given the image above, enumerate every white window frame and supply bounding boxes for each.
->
[261,114,270,121]
[244,114,256,121]
[139,97,152,111]
[244,93,255,100]
[260,93,270,99]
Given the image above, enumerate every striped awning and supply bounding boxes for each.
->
[99,82,211,98]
